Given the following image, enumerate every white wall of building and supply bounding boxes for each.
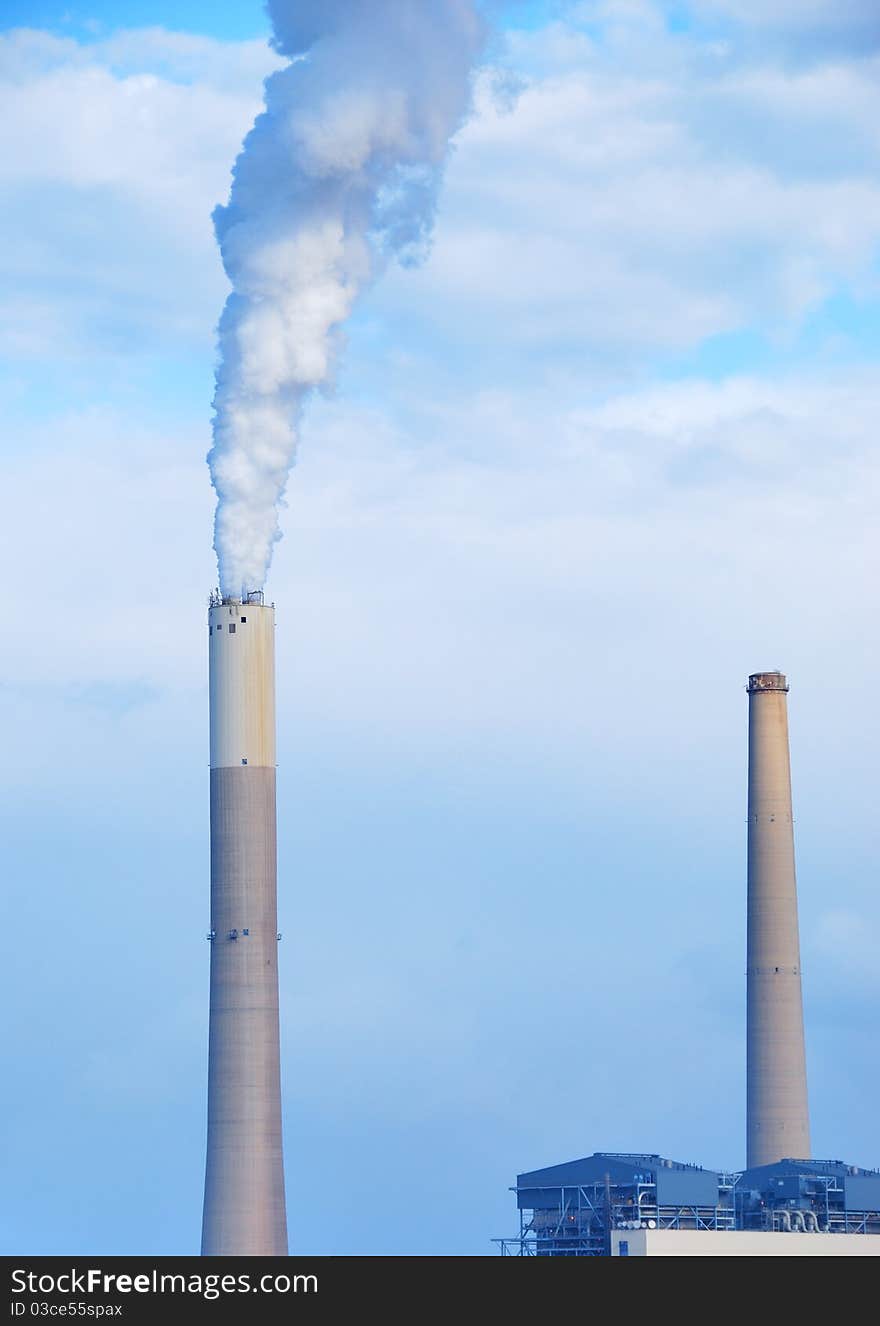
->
[611,1229,880,1257]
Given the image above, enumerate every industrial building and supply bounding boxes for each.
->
[496,673,878,1257]
[496,1153,880,1256]
[496,1153,735,1256]
[737,1158,880,1236]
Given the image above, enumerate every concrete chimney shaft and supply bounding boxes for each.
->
[201,597,287,1255]
[746,671,810,1168]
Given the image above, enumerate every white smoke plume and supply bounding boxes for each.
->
[209,0,486,598]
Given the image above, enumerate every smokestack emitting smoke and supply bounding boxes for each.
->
[746,672,811,1168]
[208,0,486,598]
[203,594,286,1255]
[203,1,485,1256]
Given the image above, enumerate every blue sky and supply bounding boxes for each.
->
[1,0,879,1256]
[2,1,270,40]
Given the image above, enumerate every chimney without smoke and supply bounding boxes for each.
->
[746,671,811,1168]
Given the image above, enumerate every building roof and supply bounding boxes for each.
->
[517,1152,712,1189]
[740,1158,880,1185]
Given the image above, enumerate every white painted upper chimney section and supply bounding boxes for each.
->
[208,599,276,769]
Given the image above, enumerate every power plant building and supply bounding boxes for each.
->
[496,670,877,1257]
[496,1153,880,1256]
[496,1153,736,1257]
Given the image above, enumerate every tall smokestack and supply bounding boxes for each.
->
[202,594,287,1255]
[746,671,810,1168]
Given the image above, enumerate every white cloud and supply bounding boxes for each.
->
[690,0,880,52]
[0,28,281,357]
[0,26,280,89]
[1,11,877,754]
[3,11,880,367]
[390,26,880,357]
[0,404,213,687]
[0,7,877,776]
[3,367,877,767]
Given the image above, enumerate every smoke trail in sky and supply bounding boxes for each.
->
[209,0,485,597]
